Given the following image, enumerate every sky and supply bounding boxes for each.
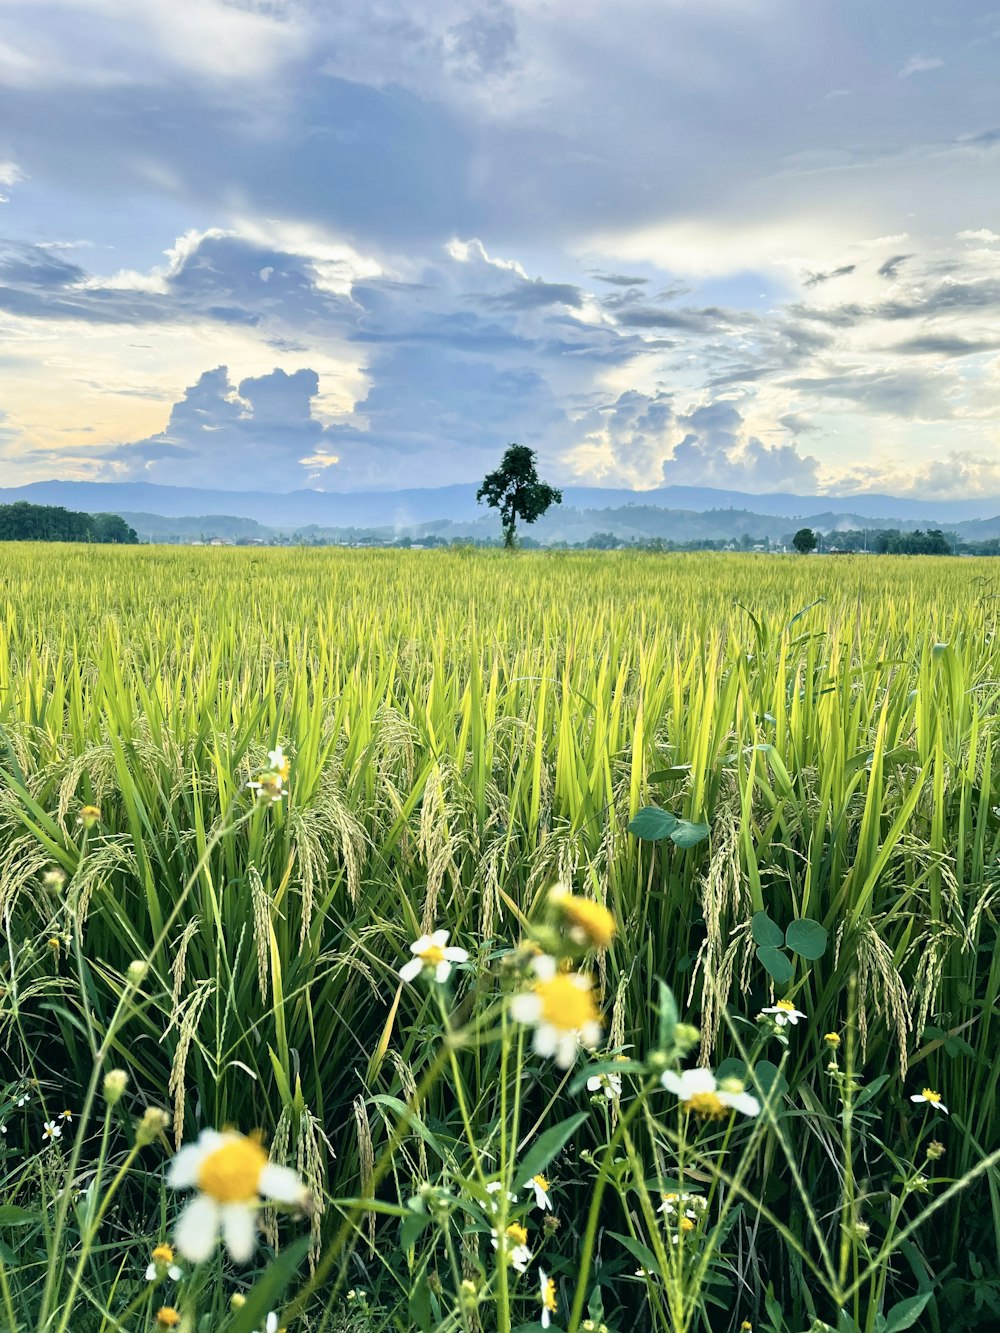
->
[1,1,1000,496]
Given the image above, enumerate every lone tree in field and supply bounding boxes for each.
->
[793,527,818,554]
[477,444,562,548]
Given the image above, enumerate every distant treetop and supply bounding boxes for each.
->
[0,502,139,544]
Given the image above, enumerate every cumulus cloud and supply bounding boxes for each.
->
[100,366,326,490]
[662,401,822,492]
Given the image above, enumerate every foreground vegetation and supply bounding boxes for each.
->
[1,547,999,1331]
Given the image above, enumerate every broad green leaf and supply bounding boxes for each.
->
[657,978,678,1051]
[513,1112,589,1190]
[669,819,711,848]
[755,944,794,984]
[648,764,692,782]
[400,1196,431,1251]
[754,1059,788,1098]
[0,1206,35,1227]
[627,806,678,840]
[227,1237,310,1333]
[850,1074,890,1110]
[751,911,784,948]
[784,917,828,960]
[607,1230,661,1279]
[883,1292,932,1332]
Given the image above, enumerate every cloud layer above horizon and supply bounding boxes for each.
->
[1,0,1000,495]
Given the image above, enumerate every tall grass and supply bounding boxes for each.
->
[1,547,999,1327]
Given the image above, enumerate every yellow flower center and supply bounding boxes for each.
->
[532,1174,549,1192]
[775,1000,795,1011]
[535,974,600,1032]
[156,1310,181,1329]
[920,1088,941,1104]
[542,1275,557,1311]
[419,944,446,966]
[559,896,616,948]
[505,1222,528,1247]
[151,1244,174,1265]
[683,1091,729,1120]
[680,1216,695,1232]
[196,1136,268,1203]
[824,1032,841,1046]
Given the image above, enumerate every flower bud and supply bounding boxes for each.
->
[823,1032,841,1047]
[674,1023,701,1052]
[127,960,149,985]
[43,868,67,891]
[230,1294,247,1309]
[136,1107,171,1146]
[926,1140,945,1161]
[102,1069,128,1104]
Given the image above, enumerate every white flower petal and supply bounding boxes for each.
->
[509,993,542,1025]
[581,1021,602,1048]
[443,947,468,963]
[221,1202,257,1263]
[555,1033,579,1068]
[680,1068,717,1096]
[724,1091,761,1117]
[399,958,423,983]
[145,1263,156,1281]
[435,960,452,983]
[167,1137,214,1189]
[661,1071,683,1095]
[410,936,433,955]
[429,929,450,948]
[533,1024,559,1058]
[586,1076,601,1091]
[531,954,558,981]
[174,1194,220,1264]
[259,1162,305,1204]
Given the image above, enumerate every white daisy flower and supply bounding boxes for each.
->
[760,1000,806,1026]
[491,1223,531,1273]
[658,1191,703,1219]
[509,955,603,1068]
[484,1180,517,1212]
[42,1120,62,1141]
[167,1129,308,1264]
[526,1174,552,1211]
[586,1070,623,1099]
[910,1088,949,1114]
[145,1244,183,1282]
[539,1269,557,1329]
[661,1067,760,1119]
[266,746,289,778]
[398,930,469,984]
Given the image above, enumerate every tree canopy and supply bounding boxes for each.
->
[476,444,562,548]
[0,503,138,544]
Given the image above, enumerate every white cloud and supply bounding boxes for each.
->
[898,55,944,78]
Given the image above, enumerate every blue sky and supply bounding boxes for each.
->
[1,0,1000,494]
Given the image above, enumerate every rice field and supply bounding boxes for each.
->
[2,546,999,1332]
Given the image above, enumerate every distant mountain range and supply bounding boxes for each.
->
[2,479,998,532]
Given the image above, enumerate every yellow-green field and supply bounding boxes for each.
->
[2,547,999,1332]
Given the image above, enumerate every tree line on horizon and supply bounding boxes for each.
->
[0,501,138,544]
